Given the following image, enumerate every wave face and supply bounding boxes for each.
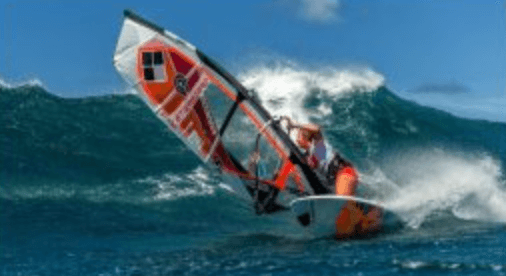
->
[2,70,506,222]
[1,84,197,182]
[1,70,506,275]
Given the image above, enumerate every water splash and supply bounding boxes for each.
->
[377,150,506,228]
[141,166,217,201]
[238,63,384,123]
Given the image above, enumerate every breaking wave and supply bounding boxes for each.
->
[238,63,506,229]
[1,64,505,235]
[239,63,384,123]
[0,77,45,90]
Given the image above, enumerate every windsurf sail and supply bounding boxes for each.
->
[113,10,330,212]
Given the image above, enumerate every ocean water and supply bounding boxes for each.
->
[1,65,505,275]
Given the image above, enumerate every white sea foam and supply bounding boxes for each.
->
[0,181,126,203]
[0,184,76,200]
[238,64,384,123]
[374,150,506,228]
[393,259,504,272]
[0,77,45,89]
[0,167,221,203]
[136,166,217,201]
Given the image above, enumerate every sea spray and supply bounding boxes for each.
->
[378,149,506,228]
[238,63,384,123]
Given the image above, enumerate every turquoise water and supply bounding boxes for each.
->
[1,84,505,275]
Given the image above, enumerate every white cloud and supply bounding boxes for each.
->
[299,0,341,24]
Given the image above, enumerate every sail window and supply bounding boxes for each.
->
[142,51,166,81]
[143,52,152,66]
[154,52,163,65]
[144,68,154,80]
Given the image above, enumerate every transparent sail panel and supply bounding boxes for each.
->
[256,134,283,179]
[220,107,257,164]
[203,84,237,128]
[220,106,283,180]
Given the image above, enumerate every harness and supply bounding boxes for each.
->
[325,152,350,186]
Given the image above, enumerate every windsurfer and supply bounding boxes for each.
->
[253,116,382,234]
[280,118,383,237]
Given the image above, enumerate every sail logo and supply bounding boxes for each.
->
[175,74,188,94]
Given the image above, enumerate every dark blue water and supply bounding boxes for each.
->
[1,83,505,275]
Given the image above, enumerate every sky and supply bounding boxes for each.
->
[0,0,505,122]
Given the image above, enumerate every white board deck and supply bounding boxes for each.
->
[289,195,402,238]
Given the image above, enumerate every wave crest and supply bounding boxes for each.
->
[238,63,384,123]
[0,77,45,89]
